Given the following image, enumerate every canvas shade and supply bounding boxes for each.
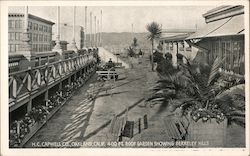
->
[187,14,244,40]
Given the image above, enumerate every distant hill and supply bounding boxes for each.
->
[87,32,151,54]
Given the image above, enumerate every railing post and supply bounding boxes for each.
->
[27,71,32,91]
[37,70,41,86]
[52,65,56,78]
[12,79,17,98]
[59,62,62,76]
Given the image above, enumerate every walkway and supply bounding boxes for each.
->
[24,57,156,147]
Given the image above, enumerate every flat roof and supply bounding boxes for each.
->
[9,13,55,25]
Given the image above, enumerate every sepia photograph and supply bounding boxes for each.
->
[0,0,249,156]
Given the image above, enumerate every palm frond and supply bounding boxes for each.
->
[226,110,245,117]
[207,57,225,86]
[146,21,162,41]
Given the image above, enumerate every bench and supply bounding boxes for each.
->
[107,115,127,141]
[164,117,190,141]
[96,70,119,81]
[114,63,123,68]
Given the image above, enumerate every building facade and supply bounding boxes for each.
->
[186,5,245,75]
[8,13,55,53]
[159,31,199,66]
[52,23,84,50]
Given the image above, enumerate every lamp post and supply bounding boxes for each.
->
[90,12,92,47]
[94,15,96,47]
[20,6,32,60]
[97,19,99,47]
[70,6,78,51]
[100,10,102,46]
[52,6,62,53]
[84,6,87,47]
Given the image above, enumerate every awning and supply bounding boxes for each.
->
[187,14,244,40]
[159,33,192,42]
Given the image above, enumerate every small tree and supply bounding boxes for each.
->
[127,46,135,57]
[132,37,139,48]
[146,22,162,71]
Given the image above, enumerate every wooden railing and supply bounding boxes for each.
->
[9,53,24,73]
[9,53,96,107]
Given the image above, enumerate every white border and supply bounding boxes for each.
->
[1,1,249,156]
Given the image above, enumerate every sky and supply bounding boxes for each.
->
[8,6,216,33]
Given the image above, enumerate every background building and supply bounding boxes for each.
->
[186,5,244,75]
[52,23,84,50]
[158,30,199,66]
[8,13,55,53]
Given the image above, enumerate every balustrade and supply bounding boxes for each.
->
[9,53,96,110]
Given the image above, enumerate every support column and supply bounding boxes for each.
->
[84,6,87,48]
[68,76,71,87]
[52,6,63,54]
[172,42,177,67]
[69,6,78,52]
[19,6,35,69]
[27,98,32,113]
[45,90,49,106]
[59,82,62,96]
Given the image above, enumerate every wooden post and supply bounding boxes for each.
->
[12,79,17,98]
[37,70,41,86]
[45,90,49,106]
[74,73,77,81]
[38,57,41,66]
[68,77,71,85]
[27,98,32,113]
[138,118,141,134]
[59,82,62,96]
[144,114,148,129]
[80,67,83,76]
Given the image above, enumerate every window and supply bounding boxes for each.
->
[15,33,20,40]
[14,20,23,29]
[10,44,16,52]
[28,33,32,41]
[38,44,41,52]
[33,23,38,31]
[38,34,43,41]
[32,44,38,52]
[33,34,38,42]
[34,44,38,52]
[9,32,15,40]
[44,26,48,32]
[15,20,19,28]
[15,45,19,52]
[9,20,15,29]
[39,25,43,31]
[28,21,32,30]
[8,45,11,52]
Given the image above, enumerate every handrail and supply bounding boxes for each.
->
[9,52,97,108]
[9,53,94,76]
